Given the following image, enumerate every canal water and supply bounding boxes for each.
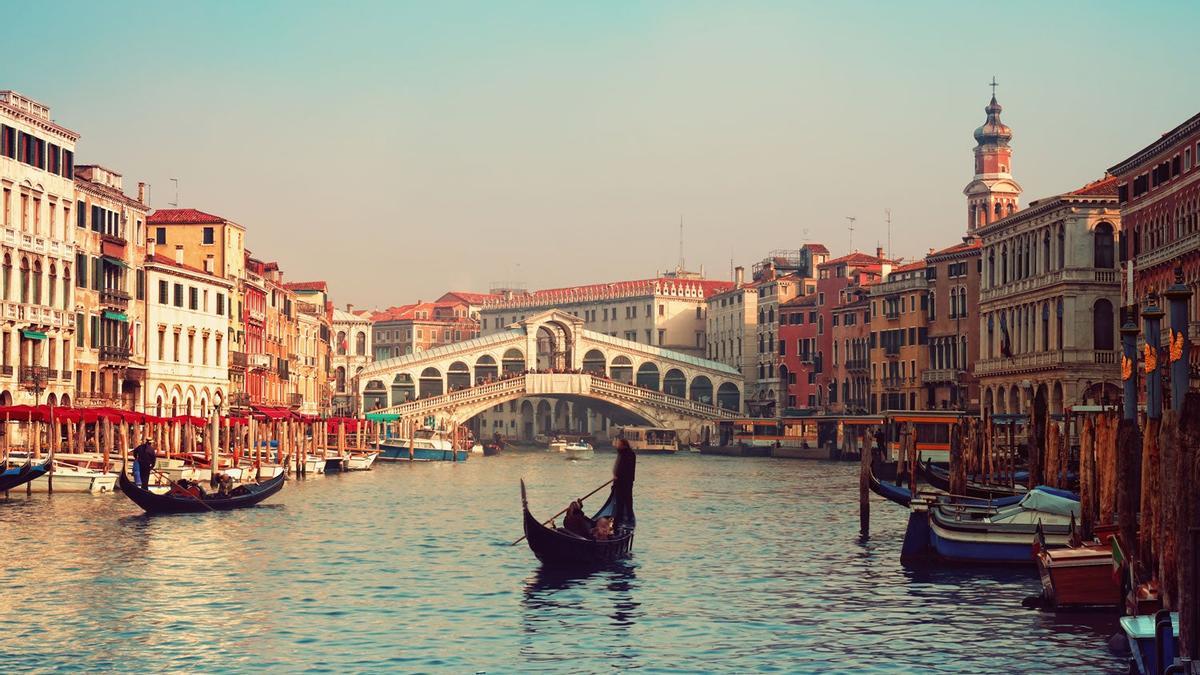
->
[1,452,1124,673]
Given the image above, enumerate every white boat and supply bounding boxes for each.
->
[378,428,467,461]
[564,441,594,461]
[617,426,678,454]
[26,461,117,493]
[344,452,378,471]
[469,443,484,455]
[303,455,326,475]
[548,437,567,453]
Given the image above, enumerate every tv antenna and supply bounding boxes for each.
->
[845,216,856,252]
[885,208,892,259]
[169,178,179,207]
[678,216,685,274]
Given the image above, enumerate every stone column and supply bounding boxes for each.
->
[1121,310,1139,421]
[1164,267,1192,413]
[1143,294,1164,421]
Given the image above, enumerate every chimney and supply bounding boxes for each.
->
[734,266,745,286]
[146,237,155,259]
[346,303,354,313]
[175,245,184,265]
[137,182,147,206]
[876,246,884,260]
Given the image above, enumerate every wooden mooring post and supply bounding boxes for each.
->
[858,425,870,536]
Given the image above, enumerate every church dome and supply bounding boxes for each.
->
[974,96,1012,146]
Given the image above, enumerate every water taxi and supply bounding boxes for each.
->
[617,426,677,454]
[563,441,594,460]
[377,427,469,462]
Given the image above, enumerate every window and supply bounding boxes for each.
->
[202,227,215,245]
[90,315,99,348]
[156,227,166,245]
[216,293,225,316]
[173,283,183,307]
[1094,222,1115,269]
[189,287,198,310]
[188,334,195,363]
[658,329,665,345]
[136,270,145,300]
[158,280,168,304]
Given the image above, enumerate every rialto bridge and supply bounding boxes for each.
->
[355,310,742,443]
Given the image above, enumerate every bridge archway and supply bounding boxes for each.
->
[553,399,570,431]
[502,348,525,376]
[717,382,741,411]
[391,374,415,406]
[364,380,387,411]
[582,349,606,376]
[537,400,552,434]
[690,375,713,404]
[637,362,660,391]
[475,355,498,383]
[663,368,686,397]
[419,367,443,398]
[527,315,578,371]
[611,356,633,383]
[520,400,535,440]
[447,361,471,391]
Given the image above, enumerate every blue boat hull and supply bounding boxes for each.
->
[377,442,468,462]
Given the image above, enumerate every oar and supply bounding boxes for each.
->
[510,478,613,546]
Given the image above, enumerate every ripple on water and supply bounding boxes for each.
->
[0,453,1124,672]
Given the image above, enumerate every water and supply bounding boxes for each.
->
[0,452,1125,673]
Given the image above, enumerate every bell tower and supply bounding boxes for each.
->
[963,78,1022,234]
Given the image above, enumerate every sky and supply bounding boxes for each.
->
[6,1,1198,308]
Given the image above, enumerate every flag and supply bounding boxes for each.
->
[1000,314,1012,358]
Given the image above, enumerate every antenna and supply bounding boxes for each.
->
[885,208,892,259]
[169,178,179,207]
[845,216,856,252]
[678,216,685,274]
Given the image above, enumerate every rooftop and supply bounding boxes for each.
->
[1108,110,1200,176]
[481,277,733,308]
[284,281,328,293]
[147,208,228,225]
[1068,175,1119,196]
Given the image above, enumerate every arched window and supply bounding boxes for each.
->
[1093,299,1114,351]
[19,257,29,303]
[988,250,995,287]
[1094,222,1115,269]
[1058,227,1065,269]
[336,330,347,355]
[355,331,366,355]
[48,264,57,307]
[1,254,9,301]
[32,260,41,304]
[1001,246,1008,284]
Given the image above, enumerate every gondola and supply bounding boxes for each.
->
[918,458,1026,499]
[0,458,50,493]
[118,465,286,514]
[869,459,913,507]
[521,480,634,568]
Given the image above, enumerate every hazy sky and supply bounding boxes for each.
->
[8,1,1198,308]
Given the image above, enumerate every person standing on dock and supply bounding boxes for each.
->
[133,440,156,490]
[611,438,636,530]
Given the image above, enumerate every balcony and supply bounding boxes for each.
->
[99,345,131,363]
[75,392,122,408]
[248,353,271,370]
[980,268,1122,304]
[287,392,304,408]
[100,288,130,309]
[123,367,146,383]
[19,366,52,391]
[974,349,1121,376]
[1137,230,1200,272]
[230,351,248,370]
[883,310,900,320]
[229,392,252,408]
[845,358,869,372]
[921,368,963,384]
[247,309,266,325]
[297,301,323,317]
[0,365,10,377]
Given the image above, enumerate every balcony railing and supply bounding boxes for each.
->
[19,365,52,391]
[75,392,122,408]
[99,345,131,363]
[979,268,1122,304]
[974,349,1121,376]
[231,351,248,369]
[287,392,304,407]
[248,353,271,370]
[229,392,252,407]
[100,288,130,309]
[845,358,869,372]
[0,365,11,377]
[921,368,963,384]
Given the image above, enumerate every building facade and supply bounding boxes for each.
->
[373,300,477,361]
[331,304,372,416]
[868,261,928,412]
[975,180,1123,415]
[829,285,872,414]
[143,249,232,417]
[0,91,78,406]
[748,246,826,416]
[778,294,817,411]
[923,240,981,411]
[1110,110,1200,377]
[72,165,149,410]
[705,265,757,402]
[287,281,333,416]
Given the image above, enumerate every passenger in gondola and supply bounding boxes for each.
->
[611,437,636,530]
[563,499,594,539]
[170,479,204,499]
[592,516,614,541]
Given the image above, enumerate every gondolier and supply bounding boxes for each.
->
[611,437,636,530]
[133,440,156,490]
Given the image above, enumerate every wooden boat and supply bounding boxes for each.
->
[918,487,1078,564]
[521,480,633,568]
[483,443,502,456]
[869,461,913,507]
[118,466,286,514]
[0,459,49,492]
[919,459,1026,499]
[1035,536,1120,610]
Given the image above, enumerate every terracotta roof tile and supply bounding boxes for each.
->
[891,260,927,273]
[147,208,226,224]
[1069,175,1119,196]
[284,281,328,292]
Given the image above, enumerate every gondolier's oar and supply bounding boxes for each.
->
[510,478,613,546]
[134,462,215,512]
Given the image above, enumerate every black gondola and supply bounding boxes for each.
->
[869,460,913,507]
[0,459,50,493]
[118,466,286,514]
[521,480,634,568]
[918,459,1025,499]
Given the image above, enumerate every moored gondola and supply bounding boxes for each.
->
[919,458,1026,499]
[118,465,286,514]
[0,458,50,493]
[869,460,913,507]
[521,480,633,568]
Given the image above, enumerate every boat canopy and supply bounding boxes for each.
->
[366,412,400,422]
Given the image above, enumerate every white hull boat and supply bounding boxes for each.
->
[344,452,378,471]
[27,463,117,493]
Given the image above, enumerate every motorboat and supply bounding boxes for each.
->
[564,441,594,461]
